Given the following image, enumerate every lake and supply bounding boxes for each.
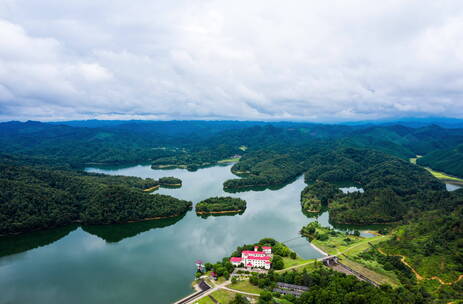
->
[0,164,326,304]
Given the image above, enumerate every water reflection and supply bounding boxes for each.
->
[82,214,186,243]
[0,225,78,259]
[0,164,334,304]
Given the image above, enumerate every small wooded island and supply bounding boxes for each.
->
[195,197,247,214]
[158,176,182,187]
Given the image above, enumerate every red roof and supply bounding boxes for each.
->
[247,263,252,267]
[230,257,242,262]
[247,255,271,261]
[242,250,265,255]
[262,246,272,250]
[265,261,271,264]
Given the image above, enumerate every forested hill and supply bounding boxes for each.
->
[0,157,192,235]
[1,120,462,231]
[417,143,463,177]
[1,121,462,169]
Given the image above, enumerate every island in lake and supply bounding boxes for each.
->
[159,176,182,187]
[195,197,247,215]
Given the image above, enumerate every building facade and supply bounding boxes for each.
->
[230,246,272,270]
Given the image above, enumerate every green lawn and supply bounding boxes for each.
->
[228,279,263,294]
[274,298,295,304]
[197,295,216,304]
[312,232,391,257]
[209,289,238,303]
[311,234,363,255]
[282,256,309,268]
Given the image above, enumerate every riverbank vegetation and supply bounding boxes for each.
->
[195,197,247,214]
[158,176,182,187]
[0,158,192,235]
[300,181,341,213]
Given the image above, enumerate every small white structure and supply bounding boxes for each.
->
[230,246,272,270]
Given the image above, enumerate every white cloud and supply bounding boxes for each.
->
[0,0,462,121]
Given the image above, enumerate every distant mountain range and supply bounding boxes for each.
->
[46,117,463,129]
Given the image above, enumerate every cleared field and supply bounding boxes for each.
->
[217,157,241,163]
[211,289,237,303]
[340,257,400,287]
[311,234,364,256]
[309,227,398,286]
[410,157,463,183]
[228,280,262,294]
[424,167,463,182]
[197,295,216,304]
[282,256,309,268]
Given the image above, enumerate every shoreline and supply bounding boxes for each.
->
[143,185,160,192]
[310,242,328,256]
[196,209,243,215]
[126,213,185,223]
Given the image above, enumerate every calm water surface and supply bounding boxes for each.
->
[0,164,325,304]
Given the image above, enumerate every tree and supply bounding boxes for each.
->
[272,255,284,270]
[231,294,249,304]
[290,251,297,259]
[258,291,273,304]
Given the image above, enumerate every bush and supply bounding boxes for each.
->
[272,255,284,270]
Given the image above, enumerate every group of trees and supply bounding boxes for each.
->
[251,266,429,304]
[300,148,445,224]
[380,191,463,281]
[224,145,325,191]
[300,181,341,213]
[195,197,247,213]
[417,143,463,178]
[158,176,182,186]
[0,158,192,235]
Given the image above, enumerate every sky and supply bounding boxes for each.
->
[0,0,463,122]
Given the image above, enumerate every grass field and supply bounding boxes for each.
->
[274,298,295,304]
[228,279,263,294]
[197,295,216,304]
[410,156,463,183]
[340,257,401,287]
[424,167,463,182]
[197,289,237,304]
[217,157,241,163]
[282,256,309,268]
[311,232,364,256]
[309,225,398,286]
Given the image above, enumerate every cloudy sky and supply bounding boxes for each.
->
[0,0,462,122]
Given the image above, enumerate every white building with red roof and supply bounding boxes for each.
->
[230,246,272,270]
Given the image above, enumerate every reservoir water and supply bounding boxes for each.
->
[0,164,324,304]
